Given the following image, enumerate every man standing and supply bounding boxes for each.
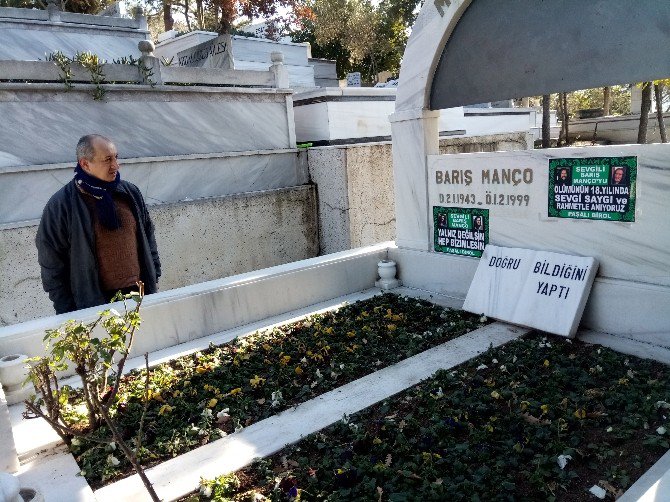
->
[36,134,161,314]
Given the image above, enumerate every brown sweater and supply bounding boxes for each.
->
[81,192,141,292]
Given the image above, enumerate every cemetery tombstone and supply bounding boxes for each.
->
[463,245,598,337]
[177,34,234,68]
[346,72,361,87]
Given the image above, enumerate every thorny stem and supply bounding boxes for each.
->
[136,353,150,464]
[96,394,160,502]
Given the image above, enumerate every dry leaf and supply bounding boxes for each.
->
[397,470,422,480]
[385,454,392,467]
[521,412,551,425]
[257,398,266,405]
[599,480,624,498]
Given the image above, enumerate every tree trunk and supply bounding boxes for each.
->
[196,0,203,29]
[542,94,551,148]
[183,0,191,31]
[562,92,569,146]
[603,86,611,115]
[163,0,174,31]
[637,82,652,144]
[218,1,235,34]
[556,94,564,147]
[655,83,667,143]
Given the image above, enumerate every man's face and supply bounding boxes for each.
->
[614,169,623,183]
[560,169,568,180]
[81,139,119,182]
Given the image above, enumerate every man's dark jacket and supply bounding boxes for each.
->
[36,178,161,314]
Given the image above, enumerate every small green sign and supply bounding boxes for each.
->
[548,156,637,222]
[434,206,488,258]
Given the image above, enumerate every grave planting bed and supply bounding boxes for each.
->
[69,293,487,487]
[187,335,670,501]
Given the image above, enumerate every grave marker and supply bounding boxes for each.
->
[346,72,361,87]
[177,34,233,68]
[463,245,598,337]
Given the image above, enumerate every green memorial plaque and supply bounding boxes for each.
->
[548,156,637,222]
[433,206,489,257]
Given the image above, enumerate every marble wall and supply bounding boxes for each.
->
[0,186,317,326]
[308,133,532,255]
[0,150,306,225]
[421,143,670,340]
[0,85,294,169]
[0,8,147,61]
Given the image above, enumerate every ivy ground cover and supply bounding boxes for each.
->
[71,293,487,487]
[192,335,670,501]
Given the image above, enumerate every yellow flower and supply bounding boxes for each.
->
[543,360,550,367]
[250,375,266,388]
[295,366,304,375]
[347,331,356,338]
[158,404,173,416]
[373,437,382,445]
[280,355,291,365]
[520,401,530,411]
[207,398,218,408]
[574,408,586,419]
[229,388,242,396]
[540,404,549,414]
[172,390,182,398]
[196,366,209,374]
[263,344,272,352]
[387,324,397,332]
[491,390,500,399]
[324,327,334,335]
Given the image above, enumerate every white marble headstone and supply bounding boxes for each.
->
[177,34,233,68]
[463,245,598,337]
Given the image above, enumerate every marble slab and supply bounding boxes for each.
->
[0,21,146,61]
[426,144,670,287]
[0,86,292,168]
[0,150,301,224]
[463,245,598,337]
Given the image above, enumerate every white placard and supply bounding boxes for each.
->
[463,245,598,337]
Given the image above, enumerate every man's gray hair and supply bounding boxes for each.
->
[76,134,112,161]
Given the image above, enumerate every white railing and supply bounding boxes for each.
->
[0,44,288,89]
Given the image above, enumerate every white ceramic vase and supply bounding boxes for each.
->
[375,260,401,290]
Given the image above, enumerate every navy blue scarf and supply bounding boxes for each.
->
[74,164,121,230]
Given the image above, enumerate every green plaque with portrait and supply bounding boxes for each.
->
[433,206,489,257]
[548,156,637,222]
